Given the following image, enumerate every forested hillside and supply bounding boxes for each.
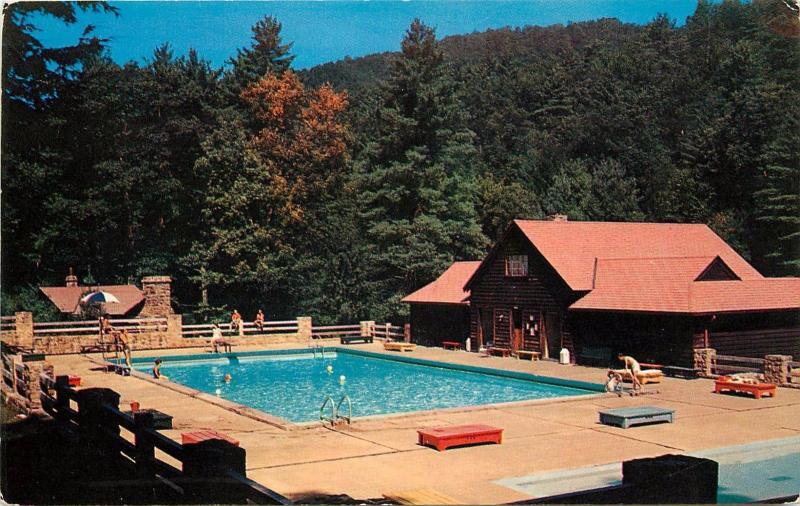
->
[2,0,798,323]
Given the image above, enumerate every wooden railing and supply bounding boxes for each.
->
[0,315,16,338]
[310,324,361,339]
[711,354,764,376]
[180,320,299,338]
[1,343,29,398]
[38,377,291,504]
[372,323,405,341]
[33,317,168,337]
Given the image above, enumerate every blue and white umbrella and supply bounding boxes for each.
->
[80,291,121,304]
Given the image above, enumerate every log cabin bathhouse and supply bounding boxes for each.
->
[402,219,800,367]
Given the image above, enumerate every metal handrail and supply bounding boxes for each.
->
[335,395,352,424]
[319,395,336,424]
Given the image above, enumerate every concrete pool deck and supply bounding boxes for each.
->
[48,343,800,503]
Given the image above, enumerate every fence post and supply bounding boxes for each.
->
[297,317,312,341]
[764,355,791,385]
[404,323,411,343]
[183,439,247,503]
[54,375,71,422]
[360,321,375,339]
[133,411,157,480]
[693,348,716,377]
[75,388,121,447]
[14,311,33,350]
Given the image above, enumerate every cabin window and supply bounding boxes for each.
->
[505,255,528,277]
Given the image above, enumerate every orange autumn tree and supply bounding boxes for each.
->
[240,71,350,222]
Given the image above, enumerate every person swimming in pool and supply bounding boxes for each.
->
[223,373,232,383]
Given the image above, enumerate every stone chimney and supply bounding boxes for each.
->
[547,214,569,222]
[139,276,173,317]
[65,267,79,287]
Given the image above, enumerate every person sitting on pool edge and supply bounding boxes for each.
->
[254,309,265,332]
[230,309,242,334]
[152,358,167,380]
[618,353,642,392]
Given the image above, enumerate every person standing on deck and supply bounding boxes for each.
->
[618,354,642,392]
[254,309,265,332]
[117,328,132,368]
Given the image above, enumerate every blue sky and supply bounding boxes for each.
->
[33,1,701,69]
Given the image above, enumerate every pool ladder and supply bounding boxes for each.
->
[310,344,325,359]
[319,394,352,425]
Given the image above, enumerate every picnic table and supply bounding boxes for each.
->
[442,341,462,350]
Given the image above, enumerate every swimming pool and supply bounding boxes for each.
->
[131,348,600,423]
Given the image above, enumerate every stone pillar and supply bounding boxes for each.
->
[24,359,44,411]
[693,348,716,377]
[360,321,375,339]
[404,323,411,343]
[764,355,791,385]
[297,317,312,341]
[139,276,172,317]
[14,312,33,350]
[166,314,182,344]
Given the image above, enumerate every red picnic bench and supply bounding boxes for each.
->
[417,424,503,451]
[442,341,462,350]
[484,347,511,357]
[714,377,777,399]
[181,429,240,447]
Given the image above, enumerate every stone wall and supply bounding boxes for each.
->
[693,348,716,377]
[139,276,172,317]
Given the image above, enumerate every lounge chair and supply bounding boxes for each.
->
[612,368,664,385]
[383,341,416,352]
[714,376,776,399]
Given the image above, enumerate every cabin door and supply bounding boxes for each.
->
[477,308,492,350]
[511,308,523,353]
[543,312,562,359]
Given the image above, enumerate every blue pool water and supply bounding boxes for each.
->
[495,436,800,503]
[133,349,596,422]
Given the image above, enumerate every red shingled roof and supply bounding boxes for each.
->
[569,256,718,313]
[690,279,800,314]
[512,220,763,291]
[39,285,144,316]
[570,257,800,314]
[401,261,481,305]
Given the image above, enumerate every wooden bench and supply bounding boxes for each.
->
[515,350,541,361]
[714,377,776,399]
[384,341,416,352]
[485,347,511,357]
[384,488,461,505]
[442,341,462,350]
[340,335,373,344]
[417,424,503,451]
[599,406,675,429]
[181,429,240,447]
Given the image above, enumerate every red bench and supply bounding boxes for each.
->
[442,341,462,350]
[714,377,777,399]
[181,429,240,447]
[68,375,82,387]
[418,424,503,451]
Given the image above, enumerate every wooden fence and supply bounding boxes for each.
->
[372,323,405,341]
[38,376,291,504]
[310,324,361,339]
[33,317,168,338]
[1,345,28,399]
[711,354,764,376]
[0,315,16,339]
[181,320,299,339]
